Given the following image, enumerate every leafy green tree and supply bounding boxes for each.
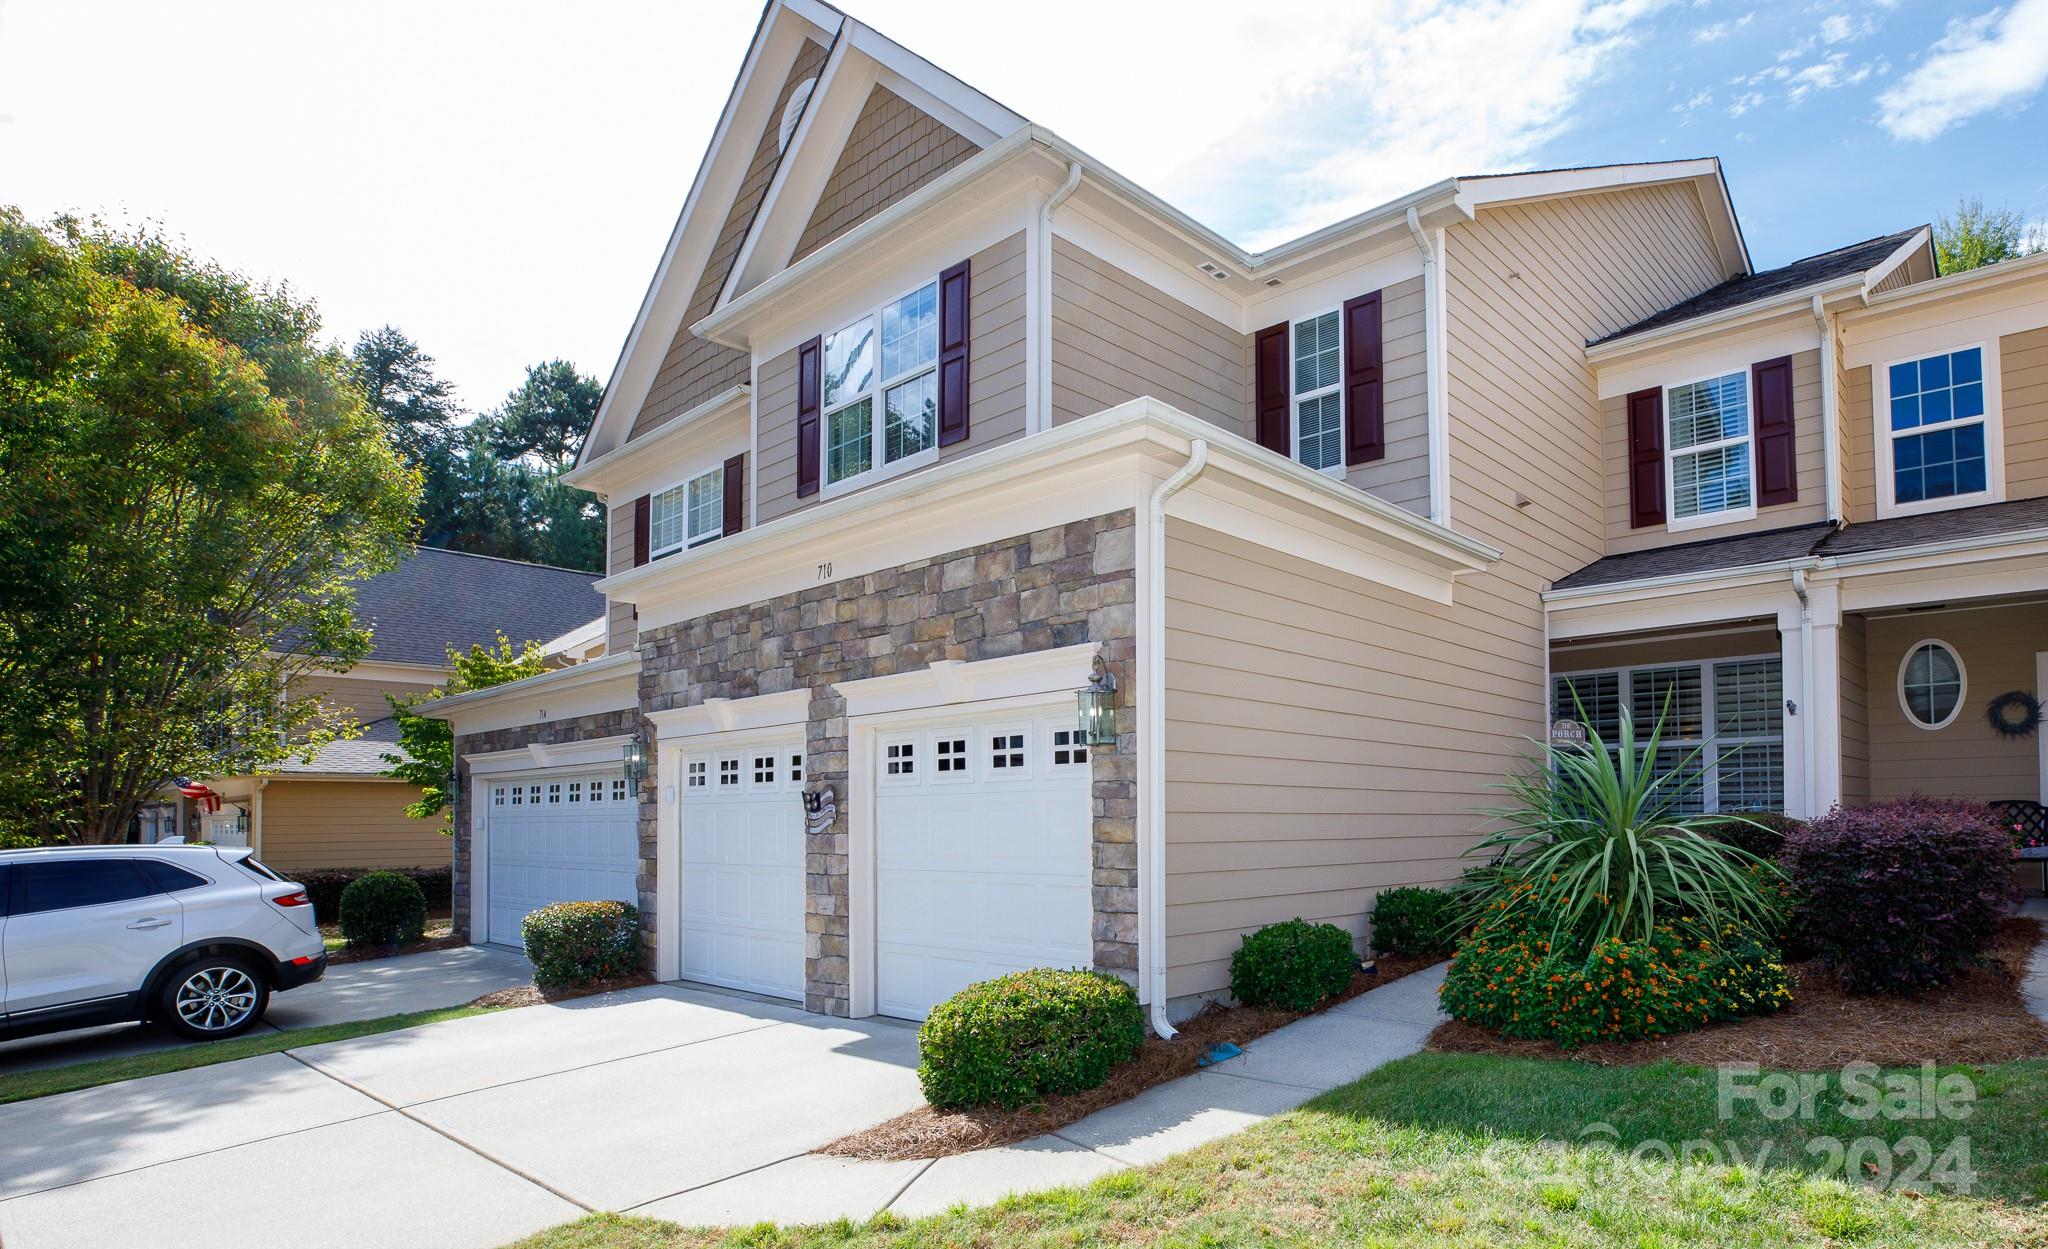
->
[0,210,419,844]
[383,635,548,822]
[351,326,460,467]
[486,358,601,471]
[1933,197,2043,275]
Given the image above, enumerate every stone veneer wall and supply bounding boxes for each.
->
[450,708,649,945]
[640,510,1139,1016]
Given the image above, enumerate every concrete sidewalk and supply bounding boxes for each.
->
[0,944,534,1076]
[642,962,1449,1225]
[2022,897,2048,1023]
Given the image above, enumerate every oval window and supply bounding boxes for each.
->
[1898,640,1965,730]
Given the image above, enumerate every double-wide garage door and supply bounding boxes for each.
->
[484,771,639,946]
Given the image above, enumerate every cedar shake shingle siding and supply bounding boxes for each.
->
[629,41,830,442]
[791,85,981,262]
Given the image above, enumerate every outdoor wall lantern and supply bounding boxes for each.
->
[1076,656,1118,747]
[622,735,649,785]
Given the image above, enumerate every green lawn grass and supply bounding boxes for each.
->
[0,1003,500,1105]
[505,1053,2048,1249]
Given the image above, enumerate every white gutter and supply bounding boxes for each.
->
[1406,207,1450,528]
[1034,162,1083,434]
[1790,569,1817,818]
[1144,438,1209,1040]
[1812,295,1843,523]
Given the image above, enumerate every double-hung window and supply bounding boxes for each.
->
[648,465,724,558]
[1551,655,1784,814]
[1665,371,1754,527]
[1882,345,1993,514]
[1291,310,1343,472]
[823,279,940,489]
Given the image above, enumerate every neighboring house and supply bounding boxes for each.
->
[149,547,603,876]
[418,0,2048,1028]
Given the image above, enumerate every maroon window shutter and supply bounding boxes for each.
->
[1751,355,1798,507]
[937,258,971,448]
[722,453,745,535]
[632,494,650,565]
[1253,323,1290,455]
[795,336,822,497]
[1342,291,1384,465]
[1626,387,1666,528]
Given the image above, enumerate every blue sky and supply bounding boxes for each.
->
[3,1,2043,407]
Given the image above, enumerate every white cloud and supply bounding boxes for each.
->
[1878,0,2048,140]
[1819,13,1874,43]
[1729,90,1766,116]
[1787,52,1877,102]
[1693,20,1731,42]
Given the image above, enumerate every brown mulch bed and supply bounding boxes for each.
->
[819,953,1444,1161]
[322,918,460,966]
[468,971,657,1009]
[1428,915,2048,1070]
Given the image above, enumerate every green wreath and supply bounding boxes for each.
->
[1986,690,2043,740]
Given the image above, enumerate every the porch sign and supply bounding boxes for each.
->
[1548,718,1588,748]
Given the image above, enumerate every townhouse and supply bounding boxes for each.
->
[420,0,2048,1029]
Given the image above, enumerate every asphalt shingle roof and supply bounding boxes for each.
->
[1589,227,1925,347]
[1553,497,2048,592]
[354,547,605,667]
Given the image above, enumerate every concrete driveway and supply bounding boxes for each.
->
[0,945,536,1076]
[0,984,926,1249]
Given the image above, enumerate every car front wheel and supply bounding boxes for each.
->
[157,955,271,1041]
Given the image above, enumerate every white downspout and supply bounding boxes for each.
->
[1034,162,1084,434]
[1791,568,1816,818]
[1144,438,1209,1040]
[1813,295,1843,524]
[1406,206,1450,528]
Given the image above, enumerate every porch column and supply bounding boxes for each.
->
[1777,581,1842,820]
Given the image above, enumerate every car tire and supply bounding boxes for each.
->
[155,953,271,1041]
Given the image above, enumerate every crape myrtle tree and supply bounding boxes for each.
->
[0,210,419,844]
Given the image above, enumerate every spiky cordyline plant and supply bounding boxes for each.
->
[1458,700,1786,952]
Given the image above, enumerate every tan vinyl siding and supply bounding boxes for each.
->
[1050,236,1252,438]
[1840,613,1870,807]
[628,42,829,442]
[757,231,1029,525]
[1842,362,1875,524]
[295,674,440,724]
[2002,325,2048,499]
[1162,520,1535,999]
[260,779,448,872]
[1344,275,1430,514]
[1552,626,1779,675]
[1602,348,1827,553]
[791,85,979,262]
[607,501,637,654]
[1865,602,2047,802]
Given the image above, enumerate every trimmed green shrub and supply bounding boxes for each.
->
[1439,897,1792,1048]
[1698,811,1804,861]
[338,871,428,949]
[1230,918,1357,1011]
[917,969,1144,1109]
[522,900,644,987]
[298,866,451,919]
[1369,886,1459,957]
[1782,795,2019,994]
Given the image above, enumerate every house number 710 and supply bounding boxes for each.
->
[817,562,832,580]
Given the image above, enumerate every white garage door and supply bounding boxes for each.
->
[485,772,639,947]
[680,739,806,1000]
[875,708,1093,1019]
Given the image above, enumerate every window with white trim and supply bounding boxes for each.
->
[1666,371,1753,526]
[1291,309,1343,472]
[934,736,968,776]
[753,754,776,785]
[1898,640,1965,730]
[885,740,916,777]
[789,754,804,783]
[1552,654,1784,814]
[823,280,939,489]
[1886,347,1989,509]
[649,465,723,557]
[717,759,739,787]
[686,760,706,789]
[1051,728,1089,767]
[989,731,1025,771]
[612,777,629,802]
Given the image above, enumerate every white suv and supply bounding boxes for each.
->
[0,845,327,1042]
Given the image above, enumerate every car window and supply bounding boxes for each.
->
[235,856,282,882]
[15,860,162,916]
[137,859,211,893]
[0,864,10,918]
